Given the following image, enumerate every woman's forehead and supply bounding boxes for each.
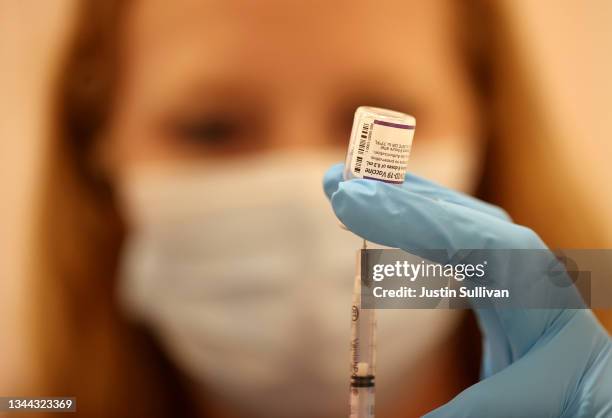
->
[123,0,458,85]
[127,0,454,36]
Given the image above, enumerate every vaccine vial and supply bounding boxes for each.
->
[344,106,416,183]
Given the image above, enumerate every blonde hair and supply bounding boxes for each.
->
[475,2,612,328]
[26,1,195,417]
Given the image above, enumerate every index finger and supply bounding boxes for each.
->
[323,164,511,222]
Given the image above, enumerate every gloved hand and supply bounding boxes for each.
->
[323,163,612,418]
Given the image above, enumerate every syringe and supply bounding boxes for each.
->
[342,106,415,418]
[349,240,376,418]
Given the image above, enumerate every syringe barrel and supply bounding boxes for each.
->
[349,250,377,418]
[350,250,377,378]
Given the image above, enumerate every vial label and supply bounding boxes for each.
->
[349,117,415,183]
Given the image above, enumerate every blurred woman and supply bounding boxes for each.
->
[5,0,611,417]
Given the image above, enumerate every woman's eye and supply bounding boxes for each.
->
[162,110,263,157]
[175,117,242,147]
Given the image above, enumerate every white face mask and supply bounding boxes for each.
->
[117,151,464,418]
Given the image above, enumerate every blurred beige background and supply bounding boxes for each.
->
[1,0,611,391]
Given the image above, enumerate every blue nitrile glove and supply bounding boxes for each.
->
[323,163,612,418]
